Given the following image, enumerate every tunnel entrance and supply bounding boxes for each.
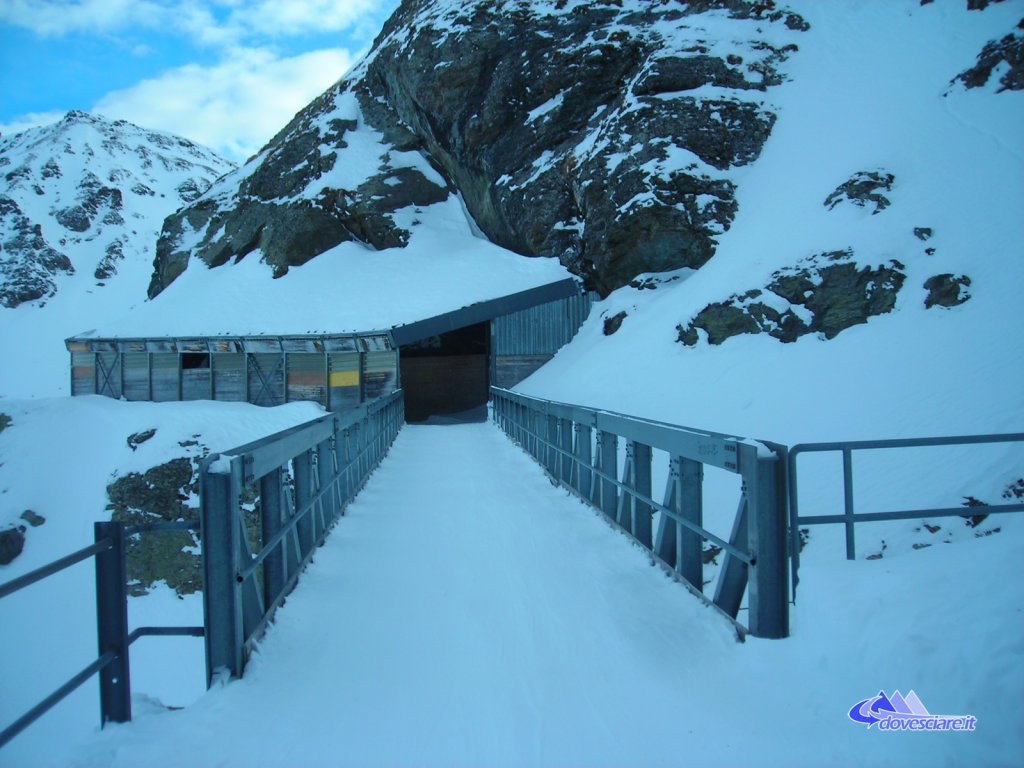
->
[399,322,489,424]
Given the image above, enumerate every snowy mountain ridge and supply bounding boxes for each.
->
[0,110,234,309]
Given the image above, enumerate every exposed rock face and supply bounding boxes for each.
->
[150,0,807,298]
[923,273,972,308]
[824,171,895,215]
[0,111,234,308]
[953,27,1024,92]
[677,250,907,345]
[106,457,201,596]
[0,195,72,306]
[0,525,26,566]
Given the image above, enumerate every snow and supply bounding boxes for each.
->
[15,423,1021,768]
[0,396,326,767]
[75,196,571,340]
[1,1,1023,766]
[0,113,234,399]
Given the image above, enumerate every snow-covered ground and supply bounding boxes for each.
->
[78,196,572,340]
[0,1,1022,766]
[0,397,326,766]
[7,423,1017,768]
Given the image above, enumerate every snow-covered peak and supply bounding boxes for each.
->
[0,110,235,309]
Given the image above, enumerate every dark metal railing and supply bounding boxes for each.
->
[1,390,404,750]
[199,389,404,684]
[0,521,202,749]
[490,387,789,640]
[788,433,1024,594]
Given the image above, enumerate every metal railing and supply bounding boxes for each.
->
[199,389,404,683]
[789,433,1024,593]
[491,387,789,639]
[0,521,203,749]
[1,390,403,749]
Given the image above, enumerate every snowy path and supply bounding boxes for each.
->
[76,423,740,766]
[69,423,1023,768]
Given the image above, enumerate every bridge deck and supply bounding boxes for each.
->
[65,421,1024,767]
[82,423,759,765]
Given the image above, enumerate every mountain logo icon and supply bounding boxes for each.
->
[848,690,977,732]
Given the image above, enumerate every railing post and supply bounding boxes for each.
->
[656,455,703,590]
[294,449,315,556]
[336,422,351,503]
[317,438,336,527]
[745,446,789,639]
[679,457,704,591]
[201,456,244,684]
[597,430,618,519]
[260,468,285,607]
[559,417,573,485]
[546,412,558,475]
[573,423,592,497]
[842,448,856,560]
[94,521,131,725]
[633,442,652,547]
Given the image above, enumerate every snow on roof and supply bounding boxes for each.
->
[72,198,574,340]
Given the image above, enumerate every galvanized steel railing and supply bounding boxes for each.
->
[0,390,403,750]
[0,521,202,748]
[199,389,404,684]
[789,433,1024,593]
[490,387,790,639]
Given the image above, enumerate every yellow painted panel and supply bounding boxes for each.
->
[329,370,360,387]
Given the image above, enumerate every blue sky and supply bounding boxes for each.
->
[0,0,401,162]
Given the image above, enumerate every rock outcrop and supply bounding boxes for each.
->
[150,0,808,298]
[106,457,201,596]
[677,250,907,345]
[953,23,1024,92]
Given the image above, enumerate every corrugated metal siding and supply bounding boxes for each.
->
[328,352,360,411]
[248,353,284,406]
[287,353,327,406]
[494,356,552,389]
[213,354,246,401]
[492,291,593,355]
[152,353,180,402]
[181,356,212,401]
[95,353,122,398]
[363,350,398,401]
[71,352,96,396]
[122,353,150,401]
[491,291,594,388]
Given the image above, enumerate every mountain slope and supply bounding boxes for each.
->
[0,112,234,396]
[0,111,234,307]
[519,0,1024,558]
[148,0,809,298]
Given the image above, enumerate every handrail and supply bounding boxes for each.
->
[0,653,117,749]
[505,414,751,563]
[0,539,112,600]
[788,432,1024,595]
[0,521,207,750]
[490,386,789,639]
[200,389,405,683]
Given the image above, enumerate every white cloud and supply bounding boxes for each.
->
[0,110,67,137]
[0,0,398,47]
[0,0,167,37]
[228,0,390,37]
[92,46,354,161]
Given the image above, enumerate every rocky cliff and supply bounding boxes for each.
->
[0,111,234,308]
[150,0,809,298]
